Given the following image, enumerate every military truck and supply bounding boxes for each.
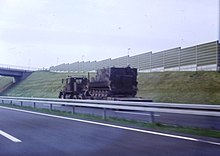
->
[59,66,138,100]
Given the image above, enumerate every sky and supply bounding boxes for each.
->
[0,0,219,68]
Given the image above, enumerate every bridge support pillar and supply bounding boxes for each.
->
[13,77,22,83]
[12,77,16,83]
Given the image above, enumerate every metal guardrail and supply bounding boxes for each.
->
[0,96,220,123]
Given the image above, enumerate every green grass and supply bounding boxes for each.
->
[1,103,220,139]
[2,71,93,98]
[0,76,13,88]
[2,71,220,104]
[0,76,13,89]
[137,71,220,104]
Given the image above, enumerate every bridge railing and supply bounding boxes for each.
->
[0,64,48,71]
[0,96,220,123]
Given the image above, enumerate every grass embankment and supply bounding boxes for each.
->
[2,71,220,104]
[137,71,220,104]
[2,71,90,98]
[0,76,13,93]
[1,103,220,139]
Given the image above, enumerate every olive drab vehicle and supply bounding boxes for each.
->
[59,66,138,100]
[59,77,89,99]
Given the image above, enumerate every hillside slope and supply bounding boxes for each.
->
[0,76,13,93]
[2,71,220,104]
[2,71,72,98]
[137,72,220,104]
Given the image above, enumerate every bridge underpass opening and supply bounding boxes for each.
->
[0,67,33,83]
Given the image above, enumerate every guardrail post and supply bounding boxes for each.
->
[33,102,36,109]
[10,100,13,105]
[2,100,4,104]
[149,112,155,123]
[72,106,75,114]
[50,104,52,111]
[103,108,106,120]
[20,101,23,107]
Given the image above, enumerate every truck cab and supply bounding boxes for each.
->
[59,77,89,99]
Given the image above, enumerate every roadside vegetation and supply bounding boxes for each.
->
[2,71,90,98]
[1,103,220,139]
[0,76,13,89]
[137,71,220,104]
[0,76,13,93]
[2,71,220,104]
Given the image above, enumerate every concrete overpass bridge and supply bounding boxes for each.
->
[0,65,35,82]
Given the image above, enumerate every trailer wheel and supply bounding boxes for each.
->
[58,92,62,98]
[63,93,66,99]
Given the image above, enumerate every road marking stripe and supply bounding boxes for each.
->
[0,106,219,146]
[115,111,160,116]
[0,130,22,143]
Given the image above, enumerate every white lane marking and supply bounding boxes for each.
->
[115,111,160,116]
[0,130,22,143]
[0,106,220,146]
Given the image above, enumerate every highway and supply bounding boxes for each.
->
[0,106,220,156]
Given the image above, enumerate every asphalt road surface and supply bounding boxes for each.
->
[0,106,220,156]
